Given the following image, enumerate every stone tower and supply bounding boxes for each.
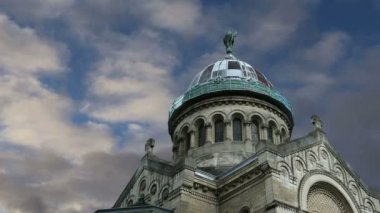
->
[96,34,380,213]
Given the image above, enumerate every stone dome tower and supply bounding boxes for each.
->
[96,32,380,213]
[168,32,293,173]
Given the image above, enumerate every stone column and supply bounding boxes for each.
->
[189,130,195,148]
[224,120,232,143]
[178,138,185,157]
[261,125,268,141]
[274,130,281,145]
[205,122,213,144]
[244,122,252,143]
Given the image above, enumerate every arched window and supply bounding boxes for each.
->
[185,132,191,151]
[280,128,286,143]
[214,118,224,143]
[150,184,157,195]
[181,126,191,152]
[198,122,206,147]
[268,125,274,142]
[307,182,353,213]
[268,121,277,143]
[251,120,259,143]
[233,118,242,141]
[172,136,179,157]
[239,206,250,213]
[161,188,169,201]
[139,179,146,193]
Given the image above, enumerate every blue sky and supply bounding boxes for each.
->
[0,0,379,212]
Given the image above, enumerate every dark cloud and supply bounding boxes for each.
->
[0,150,142,213]
[278,42,380,191]
[0,1,379,213]
[324,46,380,191]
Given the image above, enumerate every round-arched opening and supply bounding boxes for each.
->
[239,206,250,213]
[139,179,146,193]
[268,120,277,143]
[213,114,225,143]
[251,115,262,143]
[231,113,244,142]
[180,126,191,153]
[127,199,133,206]
[307,182,353,213]
[280,127,287,143]
[195,119,206,147]
[150,183,157,195]
[161,188,169,201]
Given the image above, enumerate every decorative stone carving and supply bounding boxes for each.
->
[333,166,345,183]
[150,184,157,195]
[307,183,353,213]
[321,150,328,160]
[139,179,146,192]
[145,138,155,155]
[295,160,303,172]
[311,114,323,130]
[161,188,169,201]
[281,167,288,178]
[127,199,133,206]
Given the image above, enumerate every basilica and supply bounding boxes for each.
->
[96,33,380,213]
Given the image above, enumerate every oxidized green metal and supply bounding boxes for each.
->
[169,78,292,117]
[223,31,237,54]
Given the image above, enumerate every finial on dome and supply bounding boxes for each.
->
[223,31,237,55]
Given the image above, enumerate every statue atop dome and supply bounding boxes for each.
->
[223,31,237,54]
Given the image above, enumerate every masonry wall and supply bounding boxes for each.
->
[218,178,269,213]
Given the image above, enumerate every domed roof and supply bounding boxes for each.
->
[169,55,291,116]
[188,57,273,90]
[169,32,292,121]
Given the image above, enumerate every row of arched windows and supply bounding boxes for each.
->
[210,115,282,144]
[201,116,245,144]
[173,114,288,158]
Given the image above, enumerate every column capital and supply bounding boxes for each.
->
[224,120,232,126]
[244,121,252,126]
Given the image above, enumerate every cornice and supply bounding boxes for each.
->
[169,95,293,137]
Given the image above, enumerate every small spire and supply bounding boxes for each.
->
[145,138,155,155]
[223,31,237,55]
[311,115,323,130]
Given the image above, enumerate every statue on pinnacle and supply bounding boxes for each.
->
[223,31,237,54]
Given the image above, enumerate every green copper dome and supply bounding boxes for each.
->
[169,56,292,117]
[169,33,292,122]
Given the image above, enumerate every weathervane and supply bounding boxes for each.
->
[223,31,237,54]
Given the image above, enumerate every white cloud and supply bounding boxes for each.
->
[140,0,202,34]
[0,13,114,158]
[241,0,314,51]
[292,72,334,100]
[273,31,351,102]
[304,32,350,67]
[0,13,120,212]
[0,75,114,158]
[0,0,74,22]
[0,150,143,213]
[0,14,65,74]
[84,30,177,124]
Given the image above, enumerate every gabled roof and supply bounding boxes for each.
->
[112,154,173,208]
